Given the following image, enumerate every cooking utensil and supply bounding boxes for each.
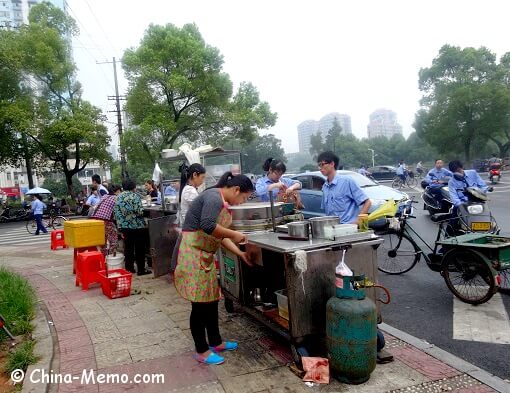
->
[229,202,284,221]
[309,216,339,239]
[287,221,310,239]
[278,235,310,241]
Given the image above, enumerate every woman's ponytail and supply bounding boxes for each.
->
[215,172,254,193]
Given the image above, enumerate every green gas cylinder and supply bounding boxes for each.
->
[326,274,377,384]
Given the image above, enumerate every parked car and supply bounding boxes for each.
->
[367,165,397,181]
[290,170,408,219]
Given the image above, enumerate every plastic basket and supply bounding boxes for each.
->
[98,269,132,299]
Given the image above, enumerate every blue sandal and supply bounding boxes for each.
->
[210,341,238,352]
[194,352,225,365]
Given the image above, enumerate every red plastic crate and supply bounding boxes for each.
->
[98,269,132,299]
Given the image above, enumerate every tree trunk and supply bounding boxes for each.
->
[464,141,471,163]
[64,171,76,199]
[21,133,35,189]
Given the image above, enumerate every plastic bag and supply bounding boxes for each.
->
[302,357,330,384]
[335,249,353,289]
[367,199,398,222]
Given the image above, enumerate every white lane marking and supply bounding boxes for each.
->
[453,292,510,344]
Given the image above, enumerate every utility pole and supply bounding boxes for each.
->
[97,57,129,181]
[368,149,375,168]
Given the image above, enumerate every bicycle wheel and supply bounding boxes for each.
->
[498,269,510,294]
[391,178,403,190]
[26,219,37,234]
[441,249,496,305]
[406,177,417,188]
[378,231,421,274]
[51,216,67,230]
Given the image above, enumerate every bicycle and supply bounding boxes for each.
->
[391,173,417,189]
[376,198,508,304]
[26,213,68,234]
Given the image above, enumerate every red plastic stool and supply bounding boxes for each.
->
[73,247,98,274]
[75,251,105,291]
[51,230,68,250]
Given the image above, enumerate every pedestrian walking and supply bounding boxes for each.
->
[31,194,47,235]
[173,172,254,365]
[91,185,122,256]
[114,180,150,276]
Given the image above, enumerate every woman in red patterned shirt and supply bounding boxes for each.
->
[92,185,122,256]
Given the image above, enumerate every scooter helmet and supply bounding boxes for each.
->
[420,180,428,189]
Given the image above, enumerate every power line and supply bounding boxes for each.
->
[65,1,111,62]
[82,0,117,53]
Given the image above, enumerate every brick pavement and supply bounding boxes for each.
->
[0,245,506,393]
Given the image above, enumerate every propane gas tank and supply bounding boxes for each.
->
[326,274,377,384]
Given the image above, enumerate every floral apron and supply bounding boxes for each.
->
[174,193,231,302]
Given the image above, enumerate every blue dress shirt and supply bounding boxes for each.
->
[31,199,46,215]
[448,170,488,207]
[321,175,369,224]
[425,168,452,188]
[255,176,301,202]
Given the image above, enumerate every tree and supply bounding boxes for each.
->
[41,176,82,197]
[0,29,39,187]
[309,132,324,160]
[415,45,500,162]
[13,2,110,197]
[122,23,277,164]
[220,134,285,174]
[325,117,342,152]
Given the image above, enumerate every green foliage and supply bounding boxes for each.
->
[415,44,510,161]
[300,164,317,172]
[0,267,36,342]
[5,340,37,374]
[286,152,314,172]
[122,23,276,163]
[0,2,110,197]
[41,176,82,198]
[239,134,286,174]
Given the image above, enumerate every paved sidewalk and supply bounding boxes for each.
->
[0,244,507,393]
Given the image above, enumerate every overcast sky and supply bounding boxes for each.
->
[67,0,510,153]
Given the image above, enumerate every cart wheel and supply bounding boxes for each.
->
[378,232,420,275]
[441,249,497,305]
[291,344,309,365]
[224,298,235,313]
[498,269,510,294]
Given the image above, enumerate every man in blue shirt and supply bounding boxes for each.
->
[396,160,406,183]
[358,165,371,177]
[447,160,489,207]
[424,159,452,198]
[31,194,47,235]
[318,151,371,225]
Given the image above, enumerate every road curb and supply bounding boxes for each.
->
[22,301,57,393]
[380,323,510,393]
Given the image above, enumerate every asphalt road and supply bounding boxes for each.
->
[378,176,510,380]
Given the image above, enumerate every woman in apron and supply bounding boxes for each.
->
[174,172,254,365]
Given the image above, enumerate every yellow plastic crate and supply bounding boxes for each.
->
[64,219,105,248]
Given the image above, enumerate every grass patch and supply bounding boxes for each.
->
[4,340,37,374]
[0,267,36,342]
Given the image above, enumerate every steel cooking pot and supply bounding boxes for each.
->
[287,221,310,239]
[309,216,339,239]
[229,202,284,221]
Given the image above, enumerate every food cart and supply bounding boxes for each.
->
[144,147,243,277]
[218,201,383,362]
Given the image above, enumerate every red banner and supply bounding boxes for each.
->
[0,187,20,197]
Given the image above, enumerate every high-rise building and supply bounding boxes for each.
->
[318,113,352,136]
[297,120,319,154]
[367,109,403,139]
[0,0,64,28]
[297,113,352,153]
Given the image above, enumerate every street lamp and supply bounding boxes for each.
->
[368,149,375,168]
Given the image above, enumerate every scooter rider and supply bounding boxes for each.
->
[423,159,452,200]
[448,160,489,209]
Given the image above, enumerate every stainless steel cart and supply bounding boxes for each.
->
[219,231,383,361]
